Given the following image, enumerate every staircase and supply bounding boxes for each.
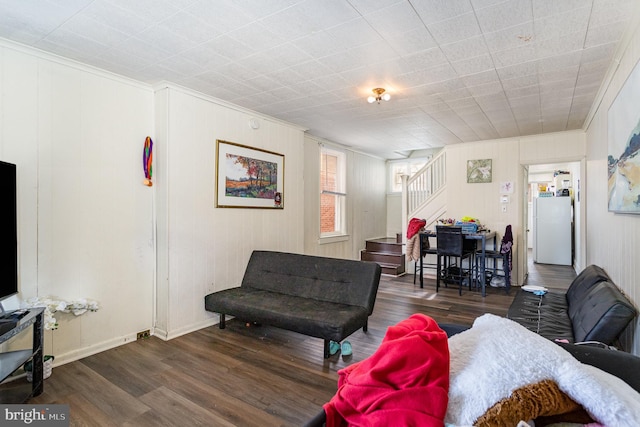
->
[360,235,405,276]
[402,150,448,236]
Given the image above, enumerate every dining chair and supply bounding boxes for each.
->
[478,225,513,293]
[436,226,475,295]
[414,232,438,285]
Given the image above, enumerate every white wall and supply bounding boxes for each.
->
[408,130,586,286]
[154,85,306,339]
[303,136,387,260]
[0,42,155,363]
[584,12,640,354]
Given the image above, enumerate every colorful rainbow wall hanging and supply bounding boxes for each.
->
[143,136,153,187]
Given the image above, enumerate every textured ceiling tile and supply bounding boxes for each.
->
[532,0,585,19]
[203,35,256,61]
[440,35,489,63]
[82,0,153,36]
[177,45,231,68]
[496,62,537,80]
[538,72,578,89]
[537,51,582,72]
[451,54,495,76]
[585,21,628,48]
[385,26,438,56]
[347,0,404,15]
[466,80,504,97]
[401,48,449,73]
[535,32,583,59]
[259,4,324,40]
[36,28,108,58]
[226,0,303,19]
[411,0,474,25]
[590,0,636,27]
[474,0,532,33]
[61,15,131,47]
[501,74,538,90]
[136,26,198,55]
[580,42,617,63]
[534,6,590,42]
[0,0,635,158]
[492,44,536,68]
[362,2,425,37]
[107,0,180,22]
[482,21,534,53]
[505,84,538,98]
[427,12,482,45]
[227,21,288,52]
[438,87,473,102]
[325,17,382,48]
[461,69,500,87]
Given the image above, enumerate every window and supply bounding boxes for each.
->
[389,159,429,192]
[320,147,346,237]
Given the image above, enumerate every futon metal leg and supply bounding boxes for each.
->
[363,320,368,332]
[324,339,330,359]
[219,313,225,329]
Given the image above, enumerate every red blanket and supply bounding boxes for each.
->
[323,314,450,426]
[407,218,427,239]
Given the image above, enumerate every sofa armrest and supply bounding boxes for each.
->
[555,341,640,392]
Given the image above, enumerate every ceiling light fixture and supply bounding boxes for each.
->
[367,88,391,104]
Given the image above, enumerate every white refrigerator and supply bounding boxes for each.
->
[533,196,572,265]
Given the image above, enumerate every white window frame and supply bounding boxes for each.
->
[320,147,347,240]
[388,159,430,193]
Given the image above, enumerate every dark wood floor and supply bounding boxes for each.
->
[23,260,576,426]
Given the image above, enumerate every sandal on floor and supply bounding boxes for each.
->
[329,340,341,355]
[341,340,352,356]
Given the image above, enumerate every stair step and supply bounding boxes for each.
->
[380,264,406,276]
[365,238,403,255]
[360,251,405,264]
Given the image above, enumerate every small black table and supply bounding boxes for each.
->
[419,230,497,297]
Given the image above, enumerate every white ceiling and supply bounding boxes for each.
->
[0,0,637,159]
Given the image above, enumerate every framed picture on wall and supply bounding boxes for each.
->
[215,140,284,209]
[467,159,492,183]
[607,58,640,214]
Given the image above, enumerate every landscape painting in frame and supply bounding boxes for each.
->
[215,140,284,209]
[608,58,640,213]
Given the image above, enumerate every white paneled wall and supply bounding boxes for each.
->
[416,131,587,287]
[0,43,155,362]
[154,86,305,339]
[585,11,640,354]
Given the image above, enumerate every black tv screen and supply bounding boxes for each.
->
[0,161,18,302]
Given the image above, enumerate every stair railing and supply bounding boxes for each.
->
[401,150,447,242]
[406,150,446,215]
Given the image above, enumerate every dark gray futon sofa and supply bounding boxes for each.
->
[204,250,382,358]
[507,264,637,349]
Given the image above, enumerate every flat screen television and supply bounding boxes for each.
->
[0,161,18,312]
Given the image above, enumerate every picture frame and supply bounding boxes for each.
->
[215,139,284,209]
[467,159,492,183]
[607,58,640,213]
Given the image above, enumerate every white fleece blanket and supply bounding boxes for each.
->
[445,314,640,427]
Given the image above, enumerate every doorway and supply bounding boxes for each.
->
[524,161,581,272]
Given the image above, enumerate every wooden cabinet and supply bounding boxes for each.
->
[0,307,44,403]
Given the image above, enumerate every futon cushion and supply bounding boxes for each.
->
[241,251,380,313]
[570,281,637,343]
[565,264,611,304]
[204,287,370,342]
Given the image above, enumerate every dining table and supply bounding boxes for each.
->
[419,229,497,297]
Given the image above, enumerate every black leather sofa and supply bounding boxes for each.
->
[204,250,382,359]
[507,265,637,349]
